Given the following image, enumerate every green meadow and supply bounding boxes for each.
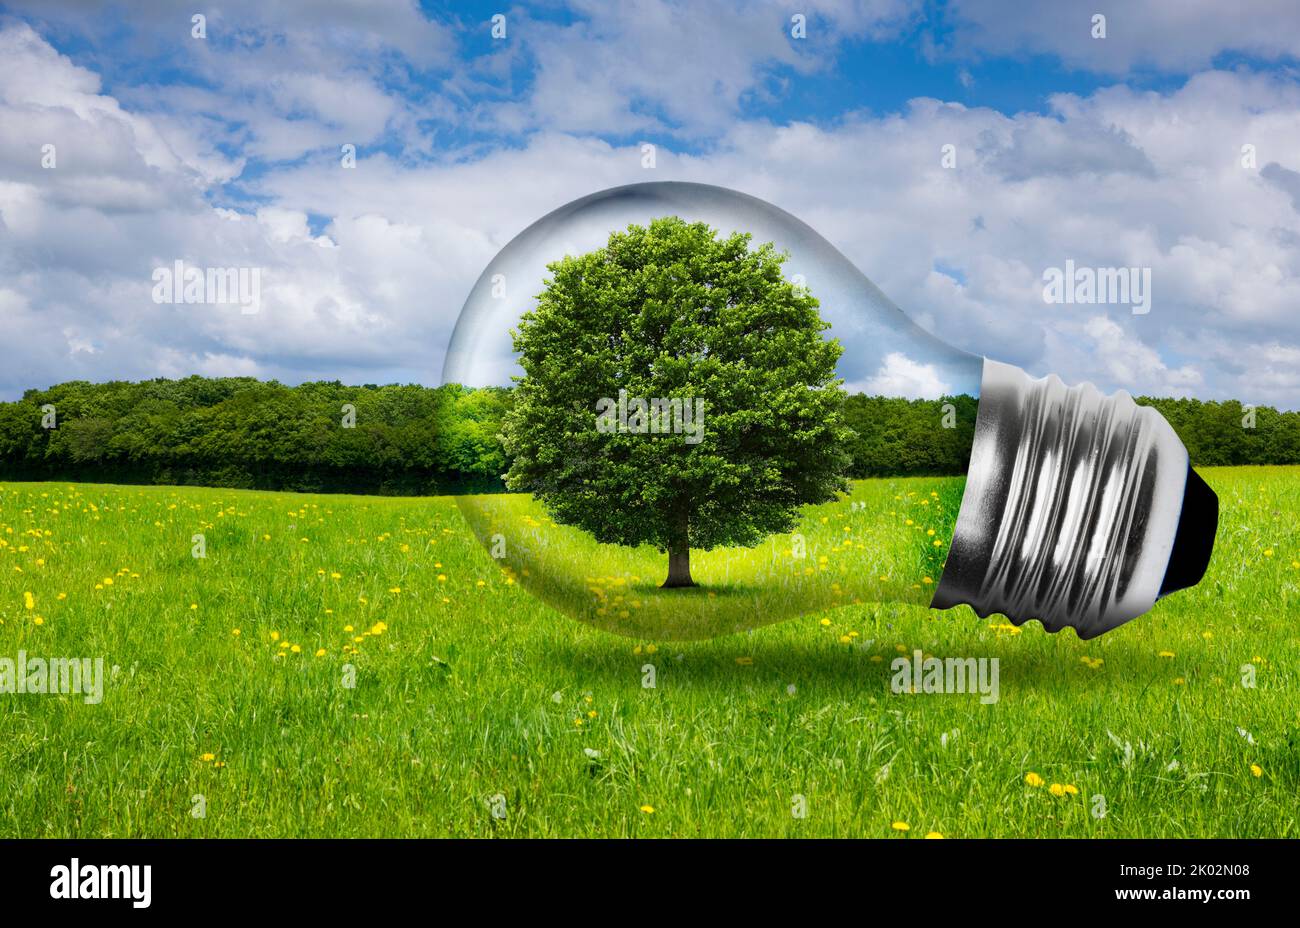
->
[0,467,1295,838]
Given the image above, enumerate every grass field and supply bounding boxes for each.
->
[0,468,1295,838]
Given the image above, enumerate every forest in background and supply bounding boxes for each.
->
[0,377,1295,494]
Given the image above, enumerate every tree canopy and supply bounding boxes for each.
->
[0,378,1294,497]
[501,216,854,586]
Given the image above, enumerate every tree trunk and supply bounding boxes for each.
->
[662,511,695,588]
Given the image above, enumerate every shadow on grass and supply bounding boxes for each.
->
[536,628,1187,695]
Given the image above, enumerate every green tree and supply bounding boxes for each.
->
[501,216,853,588]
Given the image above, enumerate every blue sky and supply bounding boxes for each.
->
[1,0,1299,405]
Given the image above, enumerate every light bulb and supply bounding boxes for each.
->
[444,182,1217,640]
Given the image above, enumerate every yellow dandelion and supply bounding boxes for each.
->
[200,753,215,762]
[1025,772,1045,788]
[891,821,910,831]
[23,591,34,610]
[924,832,944,839]
[819,618,831,627]
[1250,764,1262,778]
[640,805,655,814]
[315,648,326,657]
[232,629,241,637]
[1048,783,1067,797]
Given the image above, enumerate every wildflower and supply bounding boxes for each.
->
[1025,772,1044,788]
[23,592,34,610]
[891,821,909,832]
[924,832,944,839]
[640,805,655,814]
[1250,764,1262,778]
[1049,783,1067,797]
[819,618,831,627]
[232,629,241,637]
[1158,650,1175,658]
[315,648,326,657]
[290,644,301,654]
[200,753,215,762]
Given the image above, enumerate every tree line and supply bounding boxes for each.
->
[0,377,1294,494]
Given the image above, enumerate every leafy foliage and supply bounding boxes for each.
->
[500,216,854,581]
[0,377,1295,496]
[0,377,510,495]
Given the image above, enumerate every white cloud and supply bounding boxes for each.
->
[942,0,1300,75]
[851,352,953,399]
[2,19,1300,410]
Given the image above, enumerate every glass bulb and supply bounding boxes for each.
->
[444,182,1217,640]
